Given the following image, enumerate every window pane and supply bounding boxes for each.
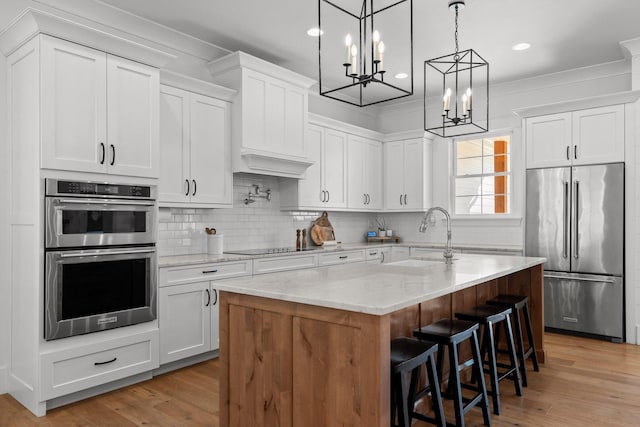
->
[482,195,510,214]
[456,177,481,197]
[481,176,509,196]
[484,138,510,155]
[482,154,509,174]
[457,157,483,175]
[456,140,483,158]
[456,196,482,214]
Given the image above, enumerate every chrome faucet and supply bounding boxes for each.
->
[419,207,454,264]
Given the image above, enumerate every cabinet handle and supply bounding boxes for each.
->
[185,180,190,196]
[321,190,326,202]
[205,289,211,307]
[339,255,348,259]
[110,144,115,166]
[326,191,330,202]
[566,145,570,160]
[366,194,370,205]
[99,142,105,164]
[574,145,578,160]
[399,194,403,205]
[192,179,197,196]
[202,269,218,274]
[404,194,407,205]
[94,357,117,366]
[212,289,218,306]
[381,252,385,263]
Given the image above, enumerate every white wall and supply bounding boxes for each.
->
[0,45,9,394]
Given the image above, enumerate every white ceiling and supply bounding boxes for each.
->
[92,0,640,98]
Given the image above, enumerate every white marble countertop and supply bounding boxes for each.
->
[214,253,545,315]
[158,242,523,267]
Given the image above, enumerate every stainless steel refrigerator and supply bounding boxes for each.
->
[525,163,624,342]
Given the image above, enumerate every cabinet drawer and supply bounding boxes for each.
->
[318,250,366,266]
[160,260,252,286]
[40,329,158,400]
[253,254,318,275]
[365,248,382,260]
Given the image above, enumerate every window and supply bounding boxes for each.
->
[453,135,510,215]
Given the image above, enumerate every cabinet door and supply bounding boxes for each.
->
[403,139,424,210]
[190,93,233,206]
[323,129,347,208]
[365,139,383,210]
[107,55,159,178]
[159,86,190,204]
[210,287,220,351]
[383,141,405,210]
[572,105,624,165]
[525,112,572,169]
[347,136,366,209]
[41,36,107,173]
[298,124,324,207]
[284,86,307,158]
[159,281,211,364]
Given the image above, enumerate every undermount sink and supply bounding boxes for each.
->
[386,257,456,268]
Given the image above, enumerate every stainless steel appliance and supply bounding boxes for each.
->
[525,163,624,342]
[44,179,157,340]
[45,179,156,248]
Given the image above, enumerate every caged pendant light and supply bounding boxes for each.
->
[424,0,489,138]
[318,0,413,107]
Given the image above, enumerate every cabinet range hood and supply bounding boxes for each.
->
[208,51,316,178]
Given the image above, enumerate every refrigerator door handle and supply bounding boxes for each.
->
[544,273,616,284]
[563,181,569,259]
[573,179,580,259]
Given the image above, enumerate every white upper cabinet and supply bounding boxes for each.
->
[106,56,159,177]
[159,83,232,208]
[41,36,107,174]
[383,136,432,211]
[207,51,315,178]
[40,36,159,178]
[526,105,624,169]
[281,123,347,209]
[348,135,382,210]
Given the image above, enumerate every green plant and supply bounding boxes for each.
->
[376,216,387,231]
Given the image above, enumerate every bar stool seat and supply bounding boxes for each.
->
[390,337,445,427]
[455,304,522,415]
[413,319,491,427]
[486,294,540,387]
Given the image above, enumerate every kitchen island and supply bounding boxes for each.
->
[216,254,545,426]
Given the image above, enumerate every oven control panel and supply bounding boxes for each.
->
[46,179,156,200]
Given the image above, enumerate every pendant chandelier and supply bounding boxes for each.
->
[424,0,488,138]
[318,0,413,107]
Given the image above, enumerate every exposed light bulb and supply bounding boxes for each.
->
[344,34,352,64]
[345,34,352,47]
[373,30,380,43]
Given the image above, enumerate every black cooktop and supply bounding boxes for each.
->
[225,247,320,255]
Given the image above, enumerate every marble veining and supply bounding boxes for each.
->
[214,253,545,315]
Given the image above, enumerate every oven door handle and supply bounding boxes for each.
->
[59,248,156,258]
[54,198,155,207]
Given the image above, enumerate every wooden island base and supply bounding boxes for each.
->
[219,264,543,427]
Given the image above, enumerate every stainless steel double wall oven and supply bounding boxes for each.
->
[44,179,157,340]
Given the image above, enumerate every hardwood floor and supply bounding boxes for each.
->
[2,332,640,426]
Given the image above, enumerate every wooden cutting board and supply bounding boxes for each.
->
[310,211,335,245]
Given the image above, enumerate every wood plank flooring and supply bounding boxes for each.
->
[2,332,640,426]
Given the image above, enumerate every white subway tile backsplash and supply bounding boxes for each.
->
[157,173,523,255]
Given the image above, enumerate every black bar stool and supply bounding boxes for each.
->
[391,337,445,427]
[486,294,540,387]
[413,319,491,427]
[455,304,523,415]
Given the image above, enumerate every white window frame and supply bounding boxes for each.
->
[450,129,521,221]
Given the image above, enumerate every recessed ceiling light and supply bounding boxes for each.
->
[395,72,408,79]
[512,42,531,51]
[307,28,323,37]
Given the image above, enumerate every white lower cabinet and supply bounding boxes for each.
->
[253,254,318,274]
[159,260,252,364]
[39,329,159,401]
[318,249,366,266]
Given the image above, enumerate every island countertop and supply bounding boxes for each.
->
[215,253,546,315]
